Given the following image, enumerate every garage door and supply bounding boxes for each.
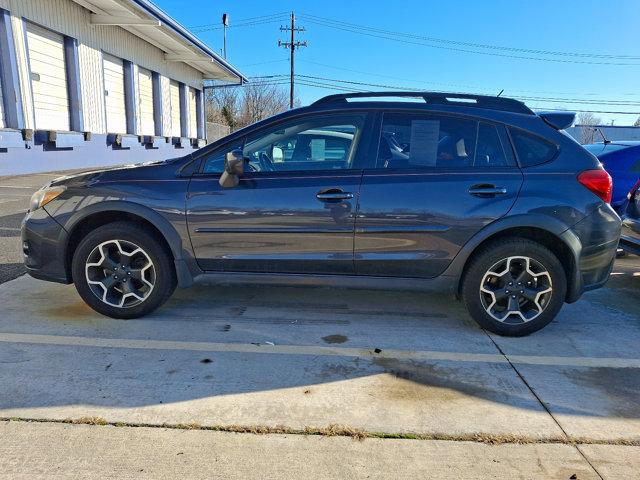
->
[102,54,126,134]
[137,66,154,135]
[188,86,197,138]
[26,22,70,131]
[169,80,181,137]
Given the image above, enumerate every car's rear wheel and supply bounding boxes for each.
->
[462,238,566,336]
[71,222,176,319]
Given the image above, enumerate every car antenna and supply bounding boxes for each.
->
[496,89,504,97]
[595,127,611,144]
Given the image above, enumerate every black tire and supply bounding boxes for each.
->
[462,238,566,337]
[71,222,176,319]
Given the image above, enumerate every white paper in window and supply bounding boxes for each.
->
[409,120,439,166]
[310,138,326,161]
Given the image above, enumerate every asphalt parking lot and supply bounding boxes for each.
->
[1,172,639,479]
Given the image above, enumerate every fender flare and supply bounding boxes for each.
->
[442,213,582,296]
[58,200,196,287]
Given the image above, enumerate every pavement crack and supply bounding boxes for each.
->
[482,329,605,480]
[2,417,639,448]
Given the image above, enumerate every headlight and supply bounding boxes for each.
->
[30,186,66,211]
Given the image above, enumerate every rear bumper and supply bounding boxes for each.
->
[620,216,640,255]
[562,232,618,303]
[564,205,621,302]
[21,208,71,284]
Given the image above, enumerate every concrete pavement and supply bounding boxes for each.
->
[1,421,610,480]
[1,170,639,478]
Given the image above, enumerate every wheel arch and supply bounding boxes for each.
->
[447,215,582,302]
[59,201,194,287]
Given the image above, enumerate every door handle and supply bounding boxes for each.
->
[316,189,354,201]
[468,185,507,197]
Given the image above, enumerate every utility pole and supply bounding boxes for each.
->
[278,12,306,108]
[222,13,228,59]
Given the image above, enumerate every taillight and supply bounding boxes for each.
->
[577,169,613,204]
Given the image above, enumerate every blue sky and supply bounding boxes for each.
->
[157,0,640,125]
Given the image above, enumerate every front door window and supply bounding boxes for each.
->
[242,115,365,173]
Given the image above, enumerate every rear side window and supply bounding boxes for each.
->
[475,123,511,167]
[509,128,557,167]
[377,113,515,169]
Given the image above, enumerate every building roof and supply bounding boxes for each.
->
[71,0,246,83]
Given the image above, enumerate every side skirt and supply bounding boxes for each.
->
[192,271,458,293]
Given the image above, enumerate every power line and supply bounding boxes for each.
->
[189,12,289,30]
[238,58,289,68]
[299,14,640,66]
[530,108,640,115]
[192,18,288,33]
[295,74,640,107]
[300,13,640,60]
[217,79,640,114]
[298,58,640,98]
[296,80,368,93]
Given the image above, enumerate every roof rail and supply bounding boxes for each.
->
[312,91,534,115]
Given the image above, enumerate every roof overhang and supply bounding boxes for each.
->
[71,0,246,83]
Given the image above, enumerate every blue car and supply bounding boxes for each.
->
[583,142,640,214]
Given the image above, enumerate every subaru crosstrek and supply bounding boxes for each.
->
[22,92,621,336]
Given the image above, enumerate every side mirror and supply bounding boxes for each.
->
[219,149,245,188]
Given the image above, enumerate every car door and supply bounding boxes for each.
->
[355,111,523,278]
[187,112,373,275]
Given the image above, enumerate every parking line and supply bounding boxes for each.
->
[0,332,639,368]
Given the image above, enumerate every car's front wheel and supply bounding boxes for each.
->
[462,238,567,336]
[71,222,176,319]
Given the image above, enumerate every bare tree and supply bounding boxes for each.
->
[205,87,239,129]
[576,112,602,144]
[237,82,290,127]
[205,82,292,132]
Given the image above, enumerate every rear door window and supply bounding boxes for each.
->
[509,128,558,167]
[377,113,515,169]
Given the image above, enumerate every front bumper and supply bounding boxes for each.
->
[21,207,71,284]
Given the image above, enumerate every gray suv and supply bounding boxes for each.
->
[22,92,621,336]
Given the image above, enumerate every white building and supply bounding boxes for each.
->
[0,0,245,175]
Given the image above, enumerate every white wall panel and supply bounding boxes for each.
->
[169,80,181,138]
[160,75,171,137]
[137,66,154,136]
[102,53,126,134]
[188,86,197,138]
[26,22,70,131]
[8,0,203,88]
[9,14,33,130]
[0,69,5,128]
[78,43,105,133]
[3,0,206,135]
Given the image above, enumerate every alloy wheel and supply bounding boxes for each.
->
[85,239,155,308]
[479,256,553,324]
